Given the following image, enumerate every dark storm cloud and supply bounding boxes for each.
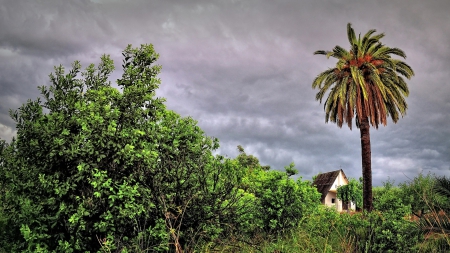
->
[0,0,117,139]
[0,0,113,57]
[0,0,449,185]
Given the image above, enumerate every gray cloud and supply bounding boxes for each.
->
[0,0,114,57]
[1,0,449,185]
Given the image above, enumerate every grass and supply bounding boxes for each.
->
[196,209,450,253]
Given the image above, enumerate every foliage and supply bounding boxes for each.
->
[373,179,410,214]
[434,176,450,211]
[208,205,354,253]
[236,145,270,171]
[343,211,421,253]
[231,147,321,239]
[396,174,450,251]
[212,200,423,253]
[354,180,421,252]
[243,169,320,234]
[297,205,353,253]
[233,178,422,253]
[0,140,10,251]
[0,44,245,252]
[417,211,450,252]
[399,173,445,219]
[337,177,363,210]
[204,176,446,253]
[416,176,450,251]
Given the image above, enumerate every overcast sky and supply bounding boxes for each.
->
[1,0,449,185]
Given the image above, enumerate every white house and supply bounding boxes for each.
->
[312,169,356,212]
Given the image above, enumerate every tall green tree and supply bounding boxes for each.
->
[0,44,245,252]
[312,23,414,211]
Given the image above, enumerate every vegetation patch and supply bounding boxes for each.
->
[0,41,448,252]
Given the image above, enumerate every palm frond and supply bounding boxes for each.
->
[317,75,338,102]
[350,66,367,100]
[368,69,387,101]
[385,47,407,58]
[367,42,384,55]
[362,29,377,44]
[395,76,410,97]
[314,50,328,55]
[312,69,335,88]
[369,33,385,43]
[347,23,357,48]
[395,60,415,79]
[435,176,450,201]
[332,46,350,59]
[380,56,397,71]
[370,46,392,58]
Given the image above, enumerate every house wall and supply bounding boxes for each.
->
[350,201,356,210]
[328,171,348,192]
[324,191,339,210]
[323,171,355,212]
[324,191,346,211]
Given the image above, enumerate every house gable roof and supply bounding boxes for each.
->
[312,169,348,202]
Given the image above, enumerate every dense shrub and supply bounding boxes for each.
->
[0,45,245,252]
[337,177,363,210]
[399,173,445,219]
[221,149,322,245]
[415,176,450,252]
[298,205,352,252]
[345,180,422,253]
[238,165,321,235]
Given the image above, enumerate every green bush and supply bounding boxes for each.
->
[210,148,323,249]
[343,211,420,253]
[0,44,245,252]
[337,177,363,210]
[399,173,439,219]
[235,160,321,237]
[298,205,352,252]
[415,175,450,252]
[342,180,422,253]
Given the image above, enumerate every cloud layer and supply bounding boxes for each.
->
[1,0,449,185]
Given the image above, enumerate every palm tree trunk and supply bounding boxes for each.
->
[360,116,373,211]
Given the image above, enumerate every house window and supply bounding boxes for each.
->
[331,198,335,204]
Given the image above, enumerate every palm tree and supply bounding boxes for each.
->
[312,23,414,211]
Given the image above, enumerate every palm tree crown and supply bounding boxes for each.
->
[312,23,414,129]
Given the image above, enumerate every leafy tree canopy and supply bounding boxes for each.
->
[0,44,245,252]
